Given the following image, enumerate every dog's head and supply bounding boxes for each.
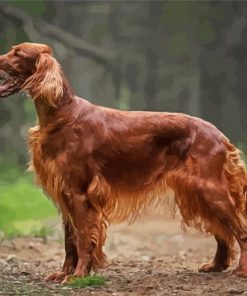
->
[0,43,63,106]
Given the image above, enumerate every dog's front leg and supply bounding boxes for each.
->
[46,219,78,283]
[68,193,107,279]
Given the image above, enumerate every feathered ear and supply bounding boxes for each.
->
[22,52,63,107]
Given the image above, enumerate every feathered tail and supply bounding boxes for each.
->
[224,139,247,218]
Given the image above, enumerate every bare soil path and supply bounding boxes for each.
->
[1,214,247,295]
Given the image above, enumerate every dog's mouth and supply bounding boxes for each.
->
[0,71,23,98]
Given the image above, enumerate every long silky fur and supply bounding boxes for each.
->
[22,53,63,107]
[224,140,247,215]
[28,127,108,270]
[85,139,247,265]
[13,43,247,274]
[28,109,247,271]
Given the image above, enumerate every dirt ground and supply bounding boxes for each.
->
[1,213,247,296]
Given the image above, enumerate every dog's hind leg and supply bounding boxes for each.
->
[195,186,247,274]
[199,235,232,272]
[169,175,244,274]
[191,186,241,274]
[232,231,247,276]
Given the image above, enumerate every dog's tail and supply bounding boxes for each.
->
[224,139,247,220]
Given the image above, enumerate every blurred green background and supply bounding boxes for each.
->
[0,1,247,237]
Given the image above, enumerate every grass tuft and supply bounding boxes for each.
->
[66,275,106,289]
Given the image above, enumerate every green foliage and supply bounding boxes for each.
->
[162,2,191,28]
[195,21,215,45]
[0,165,23,183]
[118,85,130,110]
[162,2,223,51]
[9,0,47,17]
[168,32,189,58]
[0,177,56,236]
[66,275,106,289]
[23,99,37,123]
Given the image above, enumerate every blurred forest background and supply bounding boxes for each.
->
[0,0,247,236]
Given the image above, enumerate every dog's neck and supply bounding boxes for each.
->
[33,76,75,128]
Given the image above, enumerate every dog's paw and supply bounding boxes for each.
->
[45,271,68,283]
[198,262,227,273]
[230,267,247,277]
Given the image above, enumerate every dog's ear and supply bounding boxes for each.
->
[22,52,63,107]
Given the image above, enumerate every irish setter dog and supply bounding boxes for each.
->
[1,43,247,283]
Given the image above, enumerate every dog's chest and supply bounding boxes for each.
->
[28,126,66,204]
